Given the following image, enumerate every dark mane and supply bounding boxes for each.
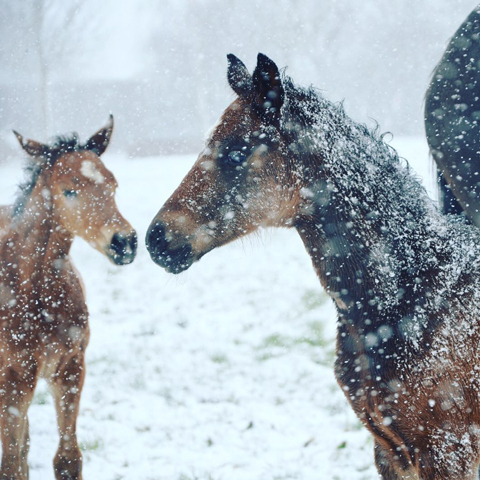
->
[282,74,402,164]
[13,133,85,218]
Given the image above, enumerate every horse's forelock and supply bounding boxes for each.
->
[12,133,96,219]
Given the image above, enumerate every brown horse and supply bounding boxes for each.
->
[0,116,137,480]
[146,53,480,478]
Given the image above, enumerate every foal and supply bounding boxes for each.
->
[146,54,480,478]
[0,116,137,479]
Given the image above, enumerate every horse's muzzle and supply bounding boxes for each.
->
[108,231,137,265]
[145,221,194,274]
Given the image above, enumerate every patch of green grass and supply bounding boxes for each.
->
[262,333,290,348]
[33,389,50,405]
[255,351,285,362]
[300,289,329,311]
[255,289,334,364]
[80,437,103,452]
[295,321,328,348]
[210,353,228,364]
[255,334,291,361]
[312,345,336,368]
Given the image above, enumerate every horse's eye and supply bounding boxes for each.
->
[227,150,247,165]
[63,189,77,198]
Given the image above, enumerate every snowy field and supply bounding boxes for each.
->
[0,136,433,480]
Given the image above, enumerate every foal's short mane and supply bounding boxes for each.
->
[14,133,86,218]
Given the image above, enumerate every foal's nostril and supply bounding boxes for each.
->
[111,233,127,256]
[110,232,137,265]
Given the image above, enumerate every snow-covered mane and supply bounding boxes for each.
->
[282,75,432,222]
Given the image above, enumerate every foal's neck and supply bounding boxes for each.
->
[9,177,72,278]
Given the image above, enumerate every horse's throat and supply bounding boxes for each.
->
[295,204,377,304]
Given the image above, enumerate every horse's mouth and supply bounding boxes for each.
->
[149,244,195,274]
[108,251,136,266]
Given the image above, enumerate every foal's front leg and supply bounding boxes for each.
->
[48,353,86,480]
[0,364,37,480]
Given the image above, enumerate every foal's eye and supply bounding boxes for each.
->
[227,150,247,165]
[63,189,77,198]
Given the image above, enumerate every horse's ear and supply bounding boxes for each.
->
[227,54,253,97]
[13,131,48,158]
[252,53,284,124]
[84,114,114,156]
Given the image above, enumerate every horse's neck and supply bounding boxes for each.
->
[293,131,442,331]
[295,200,381,312]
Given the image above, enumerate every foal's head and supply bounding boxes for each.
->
[14,116,137,265]
[147,54,303,273]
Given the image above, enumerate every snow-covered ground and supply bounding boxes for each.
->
[0,136,433,480]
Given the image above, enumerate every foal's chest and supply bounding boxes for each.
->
[0,273,89,349]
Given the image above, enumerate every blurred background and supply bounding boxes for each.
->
[0,0,478,158]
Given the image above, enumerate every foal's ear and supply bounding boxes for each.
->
[13,131,48,158]
[227,54,253,97]
[84,114,114,156]
[252,53,284,124]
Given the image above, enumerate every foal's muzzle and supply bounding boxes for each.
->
[108,231,137,265]
[145,221,194,274]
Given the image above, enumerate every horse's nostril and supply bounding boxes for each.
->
[111,232,128,256]
[129,231,138,254]
[145,221,167,256]
[145,221,193,273]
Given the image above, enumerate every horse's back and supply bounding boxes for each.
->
[425,6,480,225]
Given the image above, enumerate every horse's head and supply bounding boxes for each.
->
[14,116,137,265]
[147,53,304,273]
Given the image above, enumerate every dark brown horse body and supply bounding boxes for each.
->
[425,6,480,225]
[147,54,480,478]
[0,117,137,480]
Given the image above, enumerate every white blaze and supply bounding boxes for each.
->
[81,160,105,184]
